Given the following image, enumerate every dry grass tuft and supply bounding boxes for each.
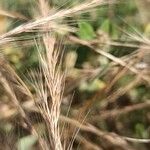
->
[0,0,150,150]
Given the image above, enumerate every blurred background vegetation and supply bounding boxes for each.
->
[0,0,149,150]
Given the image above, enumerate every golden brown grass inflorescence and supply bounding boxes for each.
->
[0,0,116,45]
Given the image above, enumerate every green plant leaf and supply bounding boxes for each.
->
[17,135,37,150]
[77,21,96,40]
[100,19,110,33]
[135,123,148,138]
